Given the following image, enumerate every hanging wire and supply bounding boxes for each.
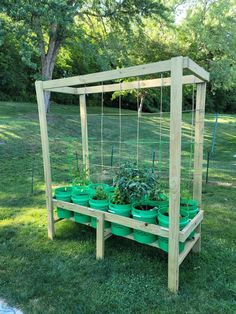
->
[158,74,163,175]
[119,81,122,165]
[136,80,140,165]
[101,82,104,173]
[188,84,195,189]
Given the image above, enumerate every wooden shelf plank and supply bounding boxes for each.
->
[178,234,200,266]
[179,210,203,242]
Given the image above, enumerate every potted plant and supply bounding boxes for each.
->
[180,197,199,239]
[71,185,91,224]
[54,186,73,219]
[109,186,132,236]
[157,207,189,253]
[130,168,160,244]
[89,186,110,229]
[72,165,90,194]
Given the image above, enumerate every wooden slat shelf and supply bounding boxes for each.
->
[54,210,201,265]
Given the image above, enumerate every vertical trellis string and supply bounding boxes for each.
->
[136,80,140,165]
[119,82,122,165]
[101,82,104,174]
[189,84,195,189]
[158,74,163,176]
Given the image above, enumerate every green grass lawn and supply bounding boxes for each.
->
[0,101,236,314]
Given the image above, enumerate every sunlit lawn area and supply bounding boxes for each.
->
[0,101,235,313]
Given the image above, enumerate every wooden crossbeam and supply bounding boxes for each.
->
[183,57,210,82]
[42,60,171,89]
[75,75,202,95]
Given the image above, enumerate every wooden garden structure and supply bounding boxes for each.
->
[35,56,209,293]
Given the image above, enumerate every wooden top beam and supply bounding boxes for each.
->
[42,59,171,89]
[44,75,203,95]
[41,56,209,90]
[74,75,202,95]
[183,57,210,82]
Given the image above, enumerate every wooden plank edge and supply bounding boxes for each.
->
[183,57,210,82]
[75,75,203,95]
[42,59,171,89]
[179,210,204,242]
[178,234,200,266]
[53,199,169,238]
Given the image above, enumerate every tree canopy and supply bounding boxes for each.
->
[0,0,235,112]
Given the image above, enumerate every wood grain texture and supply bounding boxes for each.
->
[168,56,183,293]
[193,83,206,253]
[35,81,54,240]
[42,60,171,89]
[79,94,90,177]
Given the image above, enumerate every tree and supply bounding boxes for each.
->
[176,0,236,111]
[2,0,168,111]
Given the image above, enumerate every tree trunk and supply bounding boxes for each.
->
[40,23,61,112]
[138,95,145,117]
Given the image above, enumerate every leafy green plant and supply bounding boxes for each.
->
[113,162,160,204]
[111,187,130,205]
[72,165,89,187]
[92,186,108,200]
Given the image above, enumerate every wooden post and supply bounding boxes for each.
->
[168,57,183,293]
[79,94,90,177]
[193,83,206,253]
[96,212,105,260]
[35,81,55,240]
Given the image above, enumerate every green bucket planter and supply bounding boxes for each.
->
[180,198,199,238]
[158,207,189,253]
[55,186,73,219]
[71,191,91,223]
[108,203,132,236]
[132,202,158,244]
[89,198,110,228]
[72,185,90,194]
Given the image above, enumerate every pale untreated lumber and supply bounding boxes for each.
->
[183,57,210,82]
[179,210,203,242]
[96,212,105,260]
[179,234,201,265]
[42,60,171,89]
[168,56,183,293]
[52,199,169,238]
[35,81,54,240]
[79,94,90,176]
[75,75,203,95]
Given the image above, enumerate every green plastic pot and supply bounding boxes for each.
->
[72,185,90,194]
[180,198,199,238]
[55,186,73,219]
[71,191,91,223]
[158,207,189,253]
[108,203,132,236]
[89,197,110,228]
[132,202,158,244]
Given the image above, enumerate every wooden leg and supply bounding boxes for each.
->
[192,224,201,253]
[168,56,183,293]
[96,213,105,260]
[168,239,179,293]
[35,81,54,240]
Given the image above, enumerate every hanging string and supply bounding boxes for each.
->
[100,82,104,174]
[119,81,122,165]
[158,74,163,176]
[188,84,195,189]
[136,81,141,165]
